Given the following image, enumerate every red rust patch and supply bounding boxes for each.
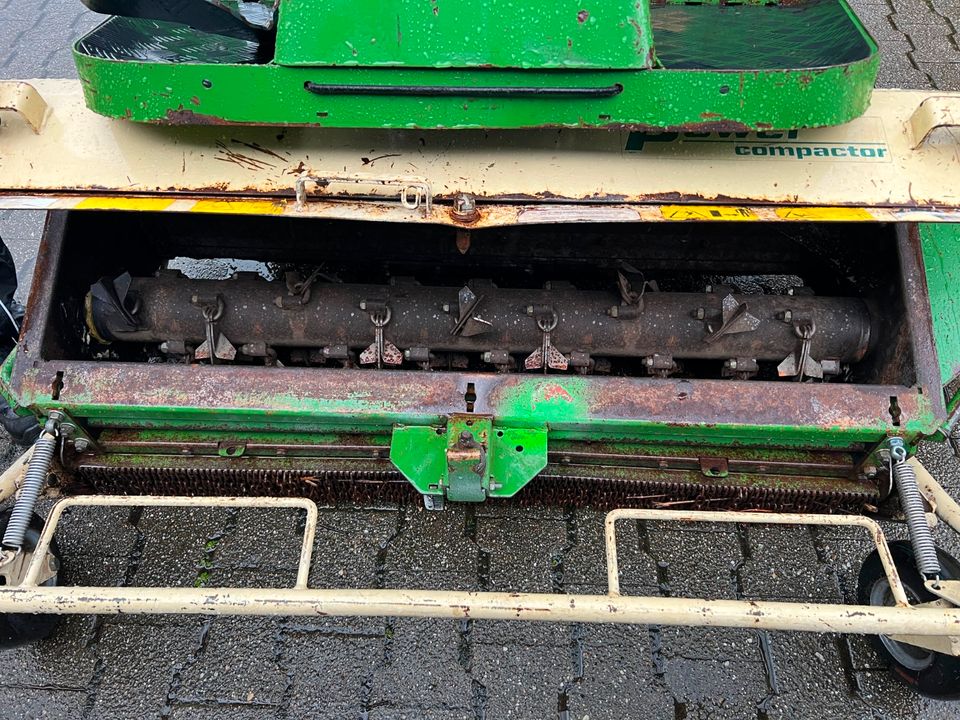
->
[542,384,574,402]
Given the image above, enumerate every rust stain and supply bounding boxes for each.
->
[215,140,276,171]
[542,384,574,403]
[231,140,289,163]
[163,107,233,125]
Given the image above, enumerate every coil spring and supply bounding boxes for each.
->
[888,438,941,579]
[1,427,57,552]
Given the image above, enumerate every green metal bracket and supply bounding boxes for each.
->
[390,414,547,502]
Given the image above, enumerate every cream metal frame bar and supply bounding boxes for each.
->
[0,462,956,651]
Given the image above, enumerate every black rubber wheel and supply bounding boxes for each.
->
[857,539,960,699]
[0,508,60,648]
[0,401,41,447]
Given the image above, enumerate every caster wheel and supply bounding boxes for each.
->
[0,401,40,447]
[0,507,60,648]
[858,539,960,700]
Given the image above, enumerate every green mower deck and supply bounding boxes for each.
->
[73,0,879,129]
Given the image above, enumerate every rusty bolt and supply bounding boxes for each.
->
[607,306,619,318]
[451,193,479,223]
[695,307,705,320]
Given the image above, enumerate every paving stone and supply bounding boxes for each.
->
[565,624,673,720]
[366,618,475,717]
[470,639,570,720]
[381,505,478,590]
[738,525,842,601]
[909,34,960,63]
[0,687,86,719]
[176,617,288,707]
[169,706,281,720]
[282,624,383,714]
[132,507,233,588]
[308,507,399,588]
[890,0,949,24]
[89,619,209,718]
[476,514,567,592]
[644,523,743,600]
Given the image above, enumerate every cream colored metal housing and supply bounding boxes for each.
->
[0,81,959,226]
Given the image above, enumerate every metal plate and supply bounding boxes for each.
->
[0,82,957,220]
[274,0,653,68]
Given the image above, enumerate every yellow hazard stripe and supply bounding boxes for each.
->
[75,197,175,211]
[774,207,874,221]
[189,199,285,215]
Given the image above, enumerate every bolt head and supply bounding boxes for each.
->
[359,301,367,311]
[607,306,619,318]
[442,303,451,313]
[695,307,705,320]
[73,438,90,452]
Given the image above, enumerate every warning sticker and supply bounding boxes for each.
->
[660,206,758,221]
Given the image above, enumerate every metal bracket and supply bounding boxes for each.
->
[444,415,491,503]
[926,579,960,606]
[390,416,547,502]
[0,81,50,134]
[907,96,960,149]
[295,173,432,217]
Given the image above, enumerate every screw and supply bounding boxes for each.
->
[451,193,479,222]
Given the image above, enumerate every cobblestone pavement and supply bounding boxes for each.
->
[1,1,960,718]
